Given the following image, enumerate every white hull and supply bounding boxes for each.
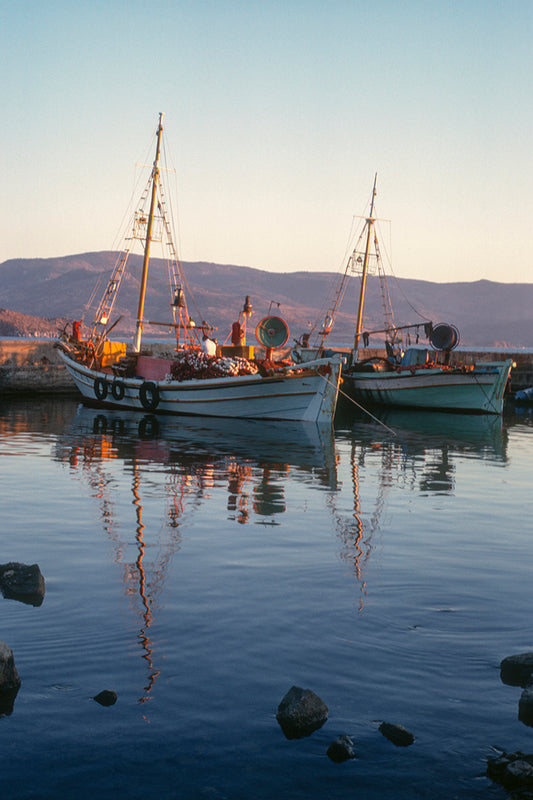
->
[58,351,341,424]
[342,361,513,414]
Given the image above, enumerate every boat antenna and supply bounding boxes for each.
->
[353,173,377,355]
[133,112,164,353]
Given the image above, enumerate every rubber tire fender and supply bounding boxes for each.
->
[139,381,160,411]
[94,377,108,400]
[111,380,125,401]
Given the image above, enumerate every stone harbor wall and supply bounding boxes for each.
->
[1,338,533,394]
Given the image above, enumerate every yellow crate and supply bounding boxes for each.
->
[100,341,127,367]
[217,344,255,359]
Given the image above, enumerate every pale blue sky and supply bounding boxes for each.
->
[1,0,531,282]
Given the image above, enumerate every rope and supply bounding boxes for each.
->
[473,371,498,413]
[337,384,398,434]
[319,373,398,435]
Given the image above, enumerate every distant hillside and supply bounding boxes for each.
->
[0,252,532,347]
[0,308,68,338]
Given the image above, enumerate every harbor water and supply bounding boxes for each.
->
[1,395,533,798]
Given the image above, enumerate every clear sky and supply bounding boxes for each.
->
[1,0,532,283]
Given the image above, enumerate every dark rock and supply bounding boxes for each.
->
[0,686,19,717]
[505,759,533,788]
[0,639,20,717]
[93,690,117,706]
[276,685,328,739]
[519,685,533,726]
[327,734,356,763]
[0,641,21,691]
[487,750,533,792]
[501,653,533,687]
[0,562,45,606]
[379,721,414,747]
[487,753,512,781]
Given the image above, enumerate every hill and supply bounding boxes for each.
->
[0,252,531,347]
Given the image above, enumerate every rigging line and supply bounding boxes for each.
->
[473,372,498,412]
[319,375,398,435]
[308,223,369,344]
[157,133,207,326]
[374,218,393,272]
[110,138,157,253]
[337,386,398,435]
[370,214,431,325]
[314,213,367,317]
[384,249,432,323]
[161,134,182,257]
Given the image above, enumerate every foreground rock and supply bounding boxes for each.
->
[487,750,533,791]
[500,653,533,687]
[0,641,21,690]
[276,686,328,739]
[93,690,118,706]
[379,721,415,747]
[0,562,45,606]
[327,734,356,763]
[518,681,533,727]
[0,641,21,716]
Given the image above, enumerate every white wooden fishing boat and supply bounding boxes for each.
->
[343,357,512,414]
[293,175,512,415]
[57,114,341,424]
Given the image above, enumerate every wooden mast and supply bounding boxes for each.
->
[133,112,164,353]
[353,173,377,356]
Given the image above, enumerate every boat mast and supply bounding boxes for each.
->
[133,112,164,353]
[353,173,377,356]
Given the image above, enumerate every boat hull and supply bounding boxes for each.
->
[58,351,341,424]
[341,361,513,414]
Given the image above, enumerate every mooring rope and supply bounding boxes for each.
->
[320,372,398,436]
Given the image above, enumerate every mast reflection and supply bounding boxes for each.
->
[56,405,338,700]
[333,407,508,610]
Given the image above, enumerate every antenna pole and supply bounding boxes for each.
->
[133,112,164,353]
[353,173,377,355]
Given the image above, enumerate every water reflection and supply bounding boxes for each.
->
[333,408,509,610]
[0,397,514,700]
[337,407,508,493]
[53,404,339,700]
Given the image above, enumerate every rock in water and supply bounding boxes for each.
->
[519,684,533,726]
[276,685,328,739]
[93,690,118,706]
[0,641,21,691]
[500,652,533,687]
[327,734,356,762]
[504,759,533,788]
[0,562,45,606]
[379,721,414,747]
[487,750,533,791]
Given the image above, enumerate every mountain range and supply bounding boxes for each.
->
[0,251,531,348]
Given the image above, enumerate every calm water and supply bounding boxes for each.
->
[1,396,533,799]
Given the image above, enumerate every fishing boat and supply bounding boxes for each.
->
[56,114,341,424]
[293,175,512,415]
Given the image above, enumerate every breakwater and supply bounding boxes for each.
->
[0,338,172,394]
[1,338,533,394]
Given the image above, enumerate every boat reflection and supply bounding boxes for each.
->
[56,404,339,701]
[332,407,508,610]
[336,407,508,484]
